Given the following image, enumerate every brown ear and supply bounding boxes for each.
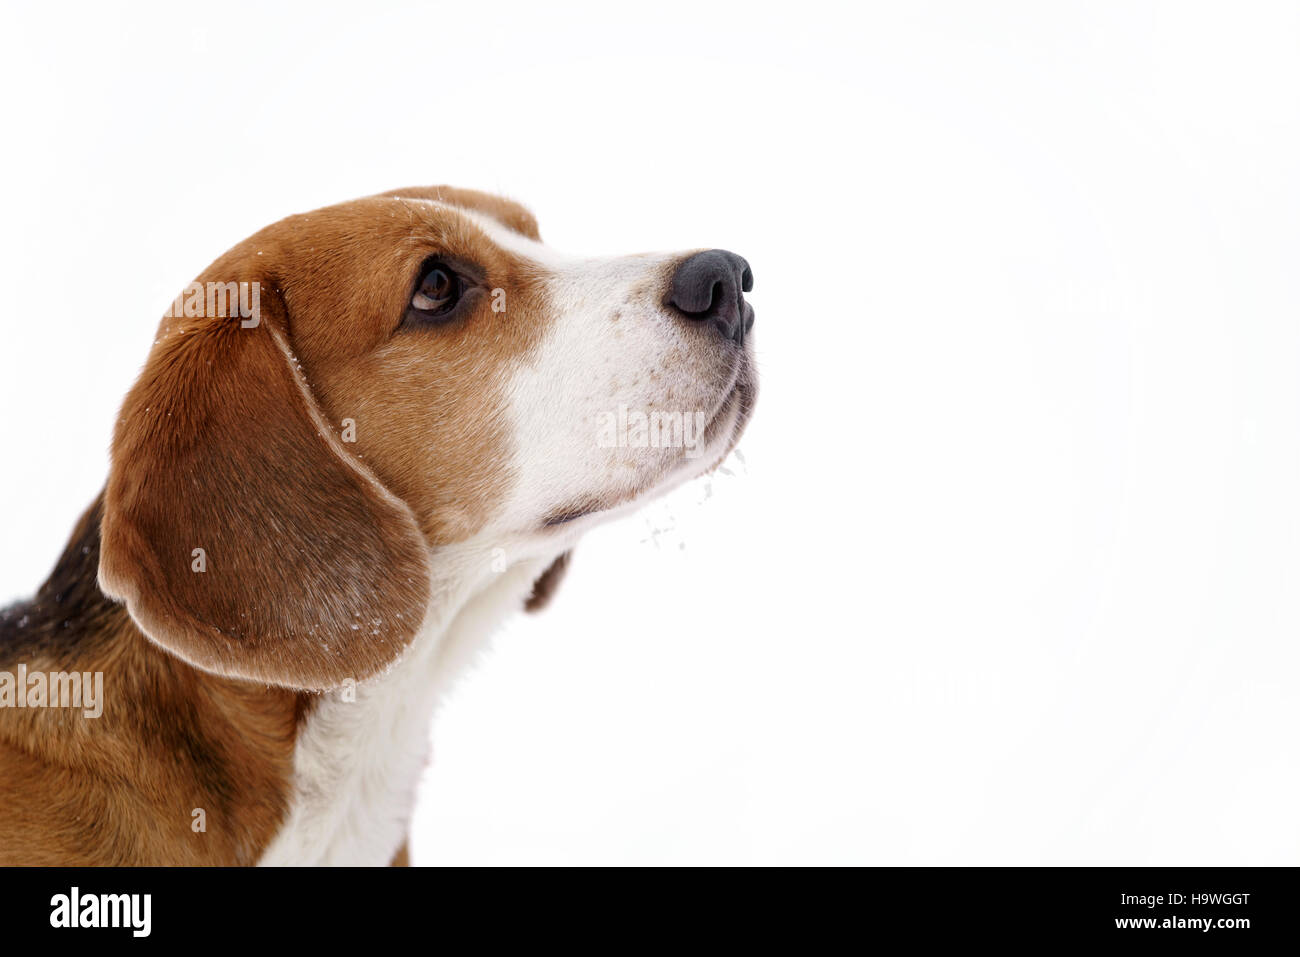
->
[99,272,431,691]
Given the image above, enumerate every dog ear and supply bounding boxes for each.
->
[99,269,431,691]
[524,552,572,613]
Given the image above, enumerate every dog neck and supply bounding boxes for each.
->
[255,541,555,866]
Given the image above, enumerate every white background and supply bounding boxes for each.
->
[1,1,1297,864]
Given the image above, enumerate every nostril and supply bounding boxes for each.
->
[668,274,721,316]
[678,281,724,319]
[705,281,723,317]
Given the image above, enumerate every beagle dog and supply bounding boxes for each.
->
[0,186,756,865]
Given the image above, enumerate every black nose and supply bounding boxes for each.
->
[666,249,755,345]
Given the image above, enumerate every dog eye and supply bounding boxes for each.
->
[410,262,462,317]
[400,257,486,331]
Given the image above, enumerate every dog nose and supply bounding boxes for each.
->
[667,249,755,345]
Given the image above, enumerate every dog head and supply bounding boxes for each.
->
[99,186,757,690]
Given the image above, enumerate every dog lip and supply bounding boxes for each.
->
[707,363,756,459]
[703,361,752,441]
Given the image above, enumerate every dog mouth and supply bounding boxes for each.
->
[702,355,757,453]
[711,379,749,442]
[542,357,757,530]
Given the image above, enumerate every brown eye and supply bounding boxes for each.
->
[411,263,460,315]
[401,257,485,331]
